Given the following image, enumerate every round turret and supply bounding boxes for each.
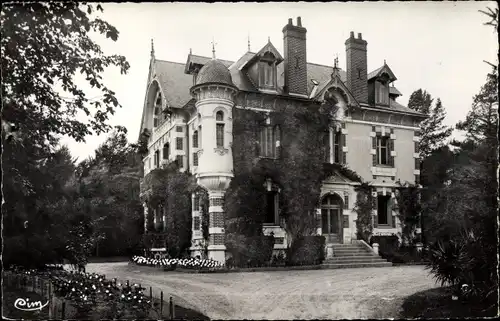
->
[195,59,234,87]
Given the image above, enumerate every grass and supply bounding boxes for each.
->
[401,286,498,318]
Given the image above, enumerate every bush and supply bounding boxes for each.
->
[287,235,325,266]
[225,234,274,268]
[370,235,400,260]
[426,231,498,306]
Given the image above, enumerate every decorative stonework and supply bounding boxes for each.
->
[214,147,229,156]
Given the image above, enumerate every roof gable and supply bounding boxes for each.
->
[367,63,397,82]
[313,69,360,108]
[240,41,284,70]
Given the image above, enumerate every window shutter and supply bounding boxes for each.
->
[388,138,394,167]
[324,130,330,162]
[255,127,261,157]
[372,194,378,227]
[342,133,347,164]
[372,136,377,166]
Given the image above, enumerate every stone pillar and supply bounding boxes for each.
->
[190,193,204,258]
[372,243,379,255]
[207,191,226,263]
[326,244,334,259]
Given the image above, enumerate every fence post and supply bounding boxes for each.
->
[48,282,52,319]
[126,280,129,287]
[61,301,66,319]
[169,296,174,320]
[160,291,163,316]
[149,287,153,308]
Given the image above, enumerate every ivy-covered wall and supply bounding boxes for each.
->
[228,99,335,247]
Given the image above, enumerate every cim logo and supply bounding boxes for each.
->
[14,298,49,312]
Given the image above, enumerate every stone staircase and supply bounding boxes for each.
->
[321,242,392,269]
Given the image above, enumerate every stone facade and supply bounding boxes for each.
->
[138,16,427,264]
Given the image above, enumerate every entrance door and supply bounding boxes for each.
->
[321,194,342,243]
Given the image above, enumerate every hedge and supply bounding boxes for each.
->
[287,235,326,266]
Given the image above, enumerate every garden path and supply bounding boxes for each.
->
[85,263,439,320]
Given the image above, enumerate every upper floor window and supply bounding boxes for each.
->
[324,127,342,164]
[176,137,183,150]
[215,111,224,148]
[259,124,281,159]
[377,136,389,165]
[258,53,276,89]
[153,91,162,128]
[176,155,183,168]
[377,82,389,105]
[192,130,199,148]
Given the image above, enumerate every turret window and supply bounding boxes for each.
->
[215,111,224,148]
[192,130,199,148]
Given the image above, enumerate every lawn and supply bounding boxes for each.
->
[86,262,440,319]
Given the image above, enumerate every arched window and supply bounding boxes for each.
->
[192,130,199,148]
[162,142,169,160]
[215,111,224,148]
[153,91,162,128]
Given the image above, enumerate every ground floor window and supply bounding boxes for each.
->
[377,195,391,225]
[264,191,279,225]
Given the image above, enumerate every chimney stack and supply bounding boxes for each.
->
[282,17,308,97]
[345,31,368,103]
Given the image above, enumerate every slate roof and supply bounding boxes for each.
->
[389,86,402,96]
[195,59,235,86]
[152,52,417,116]
[367,66,384,81]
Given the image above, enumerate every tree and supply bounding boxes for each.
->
[418,98,453,158]
[1,3,130,267]
[407,89,433,114]
[1,3,130,146]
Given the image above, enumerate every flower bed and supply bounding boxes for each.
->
[131,255,224,271]
[7,269,159,319]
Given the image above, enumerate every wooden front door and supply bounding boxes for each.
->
[321,194,343,243]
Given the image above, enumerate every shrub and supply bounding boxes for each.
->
[426,231,498,306]
[287,235,325,266]
[225,234,274,268]
[370,235,400,260]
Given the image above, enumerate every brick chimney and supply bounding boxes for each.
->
[345,31,368,103]
[282,17,308,97]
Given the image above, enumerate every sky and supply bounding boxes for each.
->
[59,1,498,163]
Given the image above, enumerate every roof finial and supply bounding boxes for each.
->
[189,48,192,55]
[334,53,339,69]
[150,38,155,58]
[248,34,251,51]
[268,36,270,43]
[211,37,217,59]
[384,59,386,65]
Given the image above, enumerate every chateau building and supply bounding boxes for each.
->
[139,17,426,263]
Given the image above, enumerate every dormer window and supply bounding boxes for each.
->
[376,80,389,105]
[258,52,276,90]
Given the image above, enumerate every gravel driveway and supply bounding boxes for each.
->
[86,263,439,320]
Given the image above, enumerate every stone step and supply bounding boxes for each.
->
[331,246,365,250]
[325,256,384,262]
[333,252,374,257]
[324,259,389,264]
[333,249,371,254]
[321,262,393,269]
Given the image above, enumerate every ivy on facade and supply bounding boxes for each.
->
[140,162,196,257]
[227,99,339,250]
[354,182,375,243]
[395,182,421,245]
